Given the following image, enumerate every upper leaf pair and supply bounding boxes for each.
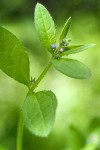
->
[34,3,95,54]
[34,3,95,79]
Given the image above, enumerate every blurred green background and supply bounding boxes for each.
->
[0,0,100,150]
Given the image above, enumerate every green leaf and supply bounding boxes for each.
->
[62,44,96,55]
[34,3,56,52]
[0,26,30,87]
[59,17,71,42]
[22,90,57,137]
[53,58,91,79]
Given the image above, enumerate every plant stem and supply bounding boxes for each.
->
[16,58,52,150]
[17,113,24,150]
[30,58,52,92]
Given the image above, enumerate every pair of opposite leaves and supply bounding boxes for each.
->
[0,3,95,137]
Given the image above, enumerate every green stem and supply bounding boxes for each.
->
[30,58,52,92]
[17,113,24,150]
[16,58,52,150]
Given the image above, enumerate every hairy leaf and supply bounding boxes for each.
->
[22,90,57,137]
[0,26,30,87]
[59,17,71,41]
[53,58,91,79]
[34,3,56,52]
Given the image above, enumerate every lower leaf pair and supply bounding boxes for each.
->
[22,90,57,137]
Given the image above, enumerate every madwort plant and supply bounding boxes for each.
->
[0,3,95,150]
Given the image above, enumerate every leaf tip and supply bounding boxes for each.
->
[35,3,41,10]
[36,2,40,5]
[67,16,71,23]
[86,43,96,48]
[91,43,96,47]
[69,16,71,20]
[84,69,92,80]
[36,3,43,8]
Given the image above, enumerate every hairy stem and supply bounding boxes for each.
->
[30,58,52,92]
[17,113,24,150]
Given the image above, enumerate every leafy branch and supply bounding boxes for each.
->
[0,3,96,150]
